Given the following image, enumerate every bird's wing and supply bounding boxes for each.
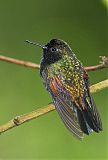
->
[49,70,102,137]
[49,75,84,140]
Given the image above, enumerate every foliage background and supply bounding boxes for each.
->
[0,0,107,159]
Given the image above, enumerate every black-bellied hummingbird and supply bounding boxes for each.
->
[26,39,102,140]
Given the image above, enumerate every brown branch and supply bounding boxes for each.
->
[0,55,40,69]
[0,79,108,134]
[0,55,108,71]
[0,104,55,134]
[85,56,108,71]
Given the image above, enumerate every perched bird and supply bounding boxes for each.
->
[26,39,102,140]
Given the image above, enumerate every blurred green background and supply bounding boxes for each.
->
[0,0,107,159]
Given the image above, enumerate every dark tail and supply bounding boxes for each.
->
[77,95,102,135]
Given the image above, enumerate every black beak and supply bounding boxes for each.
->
[25,40,47,49]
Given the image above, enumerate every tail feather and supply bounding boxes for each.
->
[77,109,93,135]
[82,109,99,133]
[77,95,102,135]
[90,96,102,130]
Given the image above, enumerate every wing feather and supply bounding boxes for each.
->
[49,76,83,139]
[54,96,83,140]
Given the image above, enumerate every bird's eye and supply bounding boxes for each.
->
[50,47,58,52]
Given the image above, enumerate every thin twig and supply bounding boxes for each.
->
[0,55,108,71]
[0,79,108,134]
[85,56,108,71]
[0,55,40,69]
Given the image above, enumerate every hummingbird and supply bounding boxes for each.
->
[26,39,102,140]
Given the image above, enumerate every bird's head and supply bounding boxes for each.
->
[26,38,72,65]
